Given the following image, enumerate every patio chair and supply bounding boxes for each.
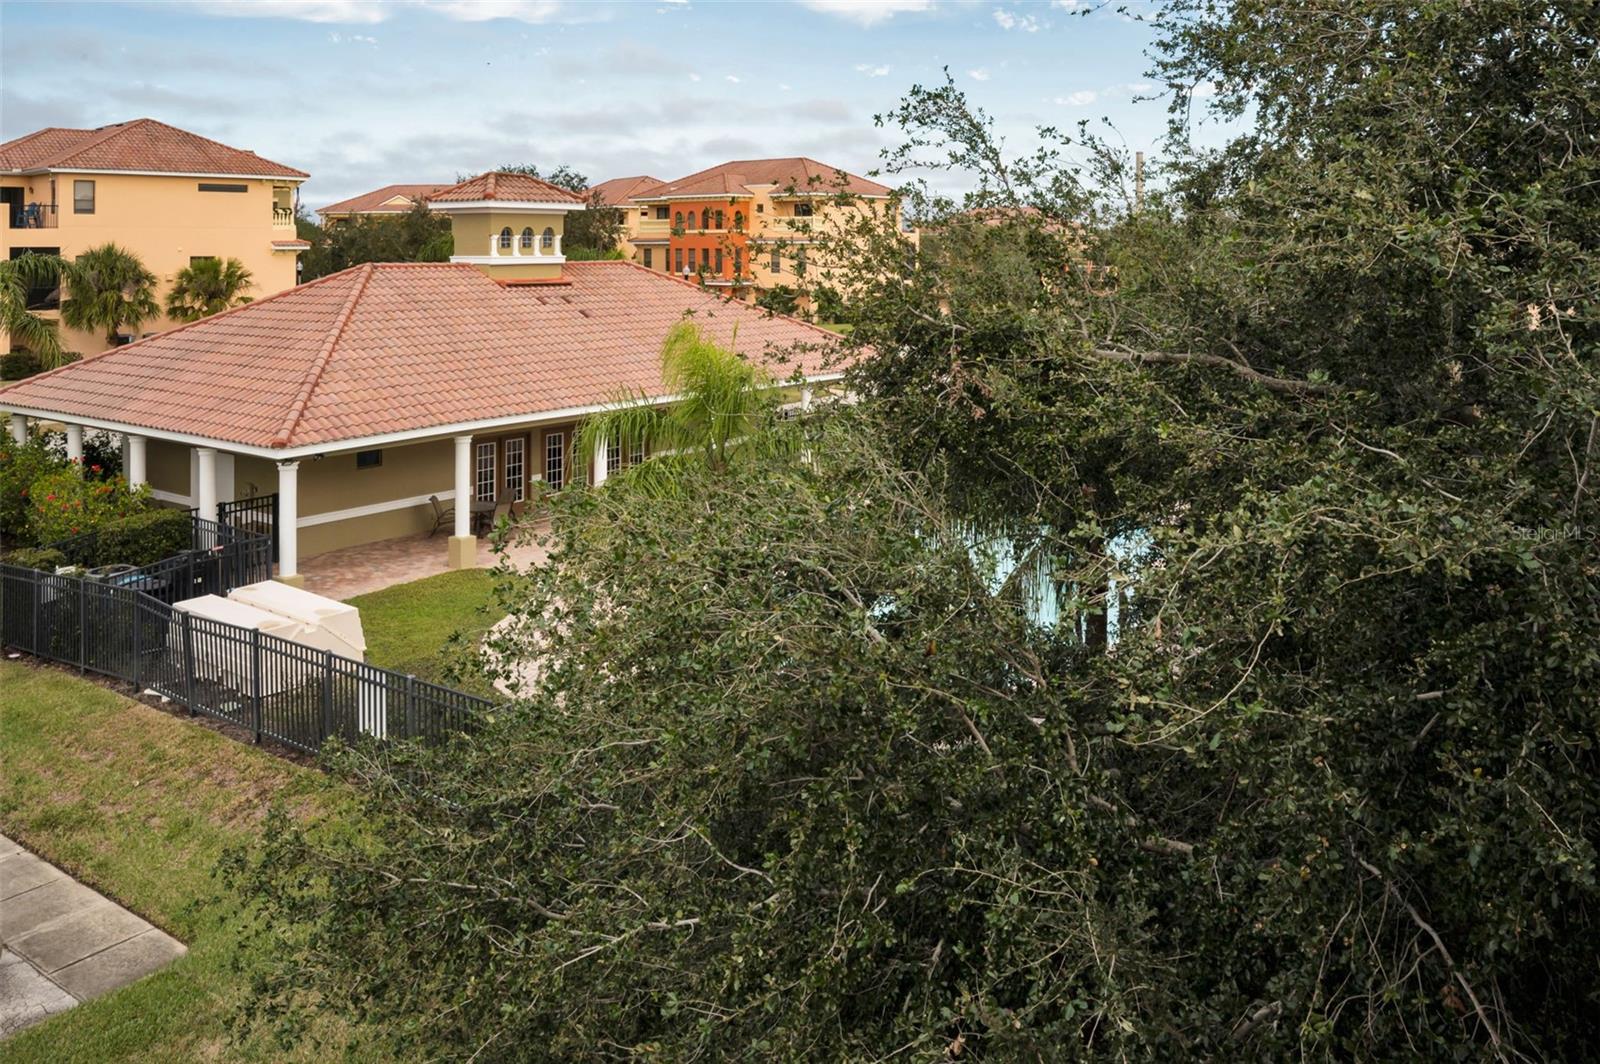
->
[428,494,453,537]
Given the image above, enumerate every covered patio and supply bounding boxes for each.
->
[298,521,552,600]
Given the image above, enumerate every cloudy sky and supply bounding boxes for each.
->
[1,0,1218,209]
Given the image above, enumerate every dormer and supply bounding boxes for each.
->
[428,171,587,281]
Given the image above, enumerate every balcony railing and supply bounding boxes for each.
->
[8,203,58,230]
[272,205,295,227]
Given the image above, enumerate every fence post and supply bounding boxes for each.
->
[77,576,86,674]
[404,674,417,740]
[251,628,263,744]
[31,569,41,656]
[130,591,143,690]
[181,610,197,715]
[321,649,334,747]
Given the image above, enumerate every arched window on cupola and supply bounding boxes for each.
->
[687,210,698,230]
[542,227,555,251]
[499,226,513,249]
[520,227,534,249]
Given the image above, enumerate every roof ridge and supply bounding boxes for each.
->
[0,265,366,398]
[34,120,134,168]
[28,117,307,178]
[270,263,375,448]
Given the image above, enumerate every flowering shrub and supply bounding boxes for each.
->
[25,467,152,545]
[0,433,67,545]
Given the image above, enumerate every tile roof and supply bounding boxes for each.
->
[317,183,450,217]
[0,262,844,451]
[587,175,665,207]
[0,118,307,178]
[272,239,312,249]
[430,171,588,204]
[634,157,892,200]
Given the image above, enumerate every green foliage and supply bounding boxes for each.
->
[235,5,1600,1061]
[298,202,453,281]
[3,547,66,571]
[811,283,847,323]
[574,321,789,498]
[82,507,193,566]
[0,252,65,365]
[754,284,801,315]
[26,468,152,545]
[166,256,254,320]
[60,243,159,346]
[1,432,67,543]
[0,349,44,379]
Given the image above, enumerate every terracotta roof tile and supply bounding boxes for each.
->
[634,157,891,200]
[587,175,665,207]
[430,171,587,204]
[0,118,306,178]
[317,183,449,217]
[0,262,843,450]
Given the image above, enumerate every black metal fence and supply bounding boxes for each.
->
[45,516,272,606]
[0,563,492,754]
[219,494,279,563]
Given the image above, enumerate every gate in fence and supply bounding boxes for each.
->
[218,494,279,564]
[0,563,493,754]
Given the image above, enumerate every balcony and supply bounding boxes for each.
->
[272,205,295,228]
[8,203,58,230]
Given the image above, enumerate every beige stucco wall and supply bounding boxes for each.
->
[2,171,301,356]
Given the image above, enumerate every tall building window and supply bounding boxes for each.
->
[475,441,497,501]
[675,247,685,273]
[733,210,744,231]
[714,248,723,275]
[73,180,95,214]
[643,248,653,268]
[700,248,710,271]
[715,209,725,229]
[674,211,683,228]
[687,210,698,230]
[505,437,526,502]
[771,248,781,273]
[606,439,621,476]
[499,227,513,249]
[520,227,534,249]
[630,439,645,465]
[545,432,565,491]
[656,206,670,220]
[734,248,742,276]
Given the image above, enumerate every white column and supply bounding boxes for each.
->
[8,413,25,445]
[488,234,499,258]
[277,460,299,580]
[801,386,814,412]
[593,435,609,486]
[454,435,472,539]
[127,435,148,487]
[196,446,217,523]
[65,423,83,464]
[553,233,562,257]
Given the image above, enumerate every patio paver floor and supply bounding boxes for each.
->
[0,834,187,1040]
[296,521,551,600]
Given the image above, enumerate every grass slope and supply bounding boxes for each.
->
[0,660,360,1061]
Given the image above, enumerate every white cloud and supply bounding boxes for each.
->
[725,74,741,83]
[855,63,891,77]
[1050,0,1083,9]
[967,67,990,81]
[688,72,702,81]
[992,7,1039,31]
[1057,89,1098,106]
[190,0,563,24]
[798,0,933,27]
[329,30,378,43]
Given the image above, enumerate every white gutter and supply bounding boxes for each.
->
[0,371,847,461]
[10,168,305,181]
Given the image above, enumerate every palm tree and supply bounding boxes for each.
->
[575,320,793,498]
[0,253,64,366]
[165,257,254,321]
[60,243,158,347]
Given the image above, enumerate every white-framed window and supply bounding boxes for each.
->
[794,201,814,217]
[630,439,645,466]
[499,227,513,250]
[545,431,565,491]
[475,441,497,501]
[606,438,622,476]
[73,180,95,214]
[542,226,555,251]
[520,227,534,249]
[505,436,526,502]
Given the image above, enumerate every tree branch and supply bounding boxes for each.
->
[1090,344,1339,397]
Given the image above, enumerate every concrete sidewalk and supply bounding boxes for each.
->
[0,834,187,1039]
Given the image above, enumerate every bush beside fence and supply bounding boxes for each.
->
[0,563,492,754]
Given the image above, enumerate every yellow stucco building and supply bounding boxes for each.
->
[1,118,308,356]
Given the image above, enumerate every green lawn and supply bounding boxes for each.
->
[346,568,503,695]
[0,660,363,1061]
